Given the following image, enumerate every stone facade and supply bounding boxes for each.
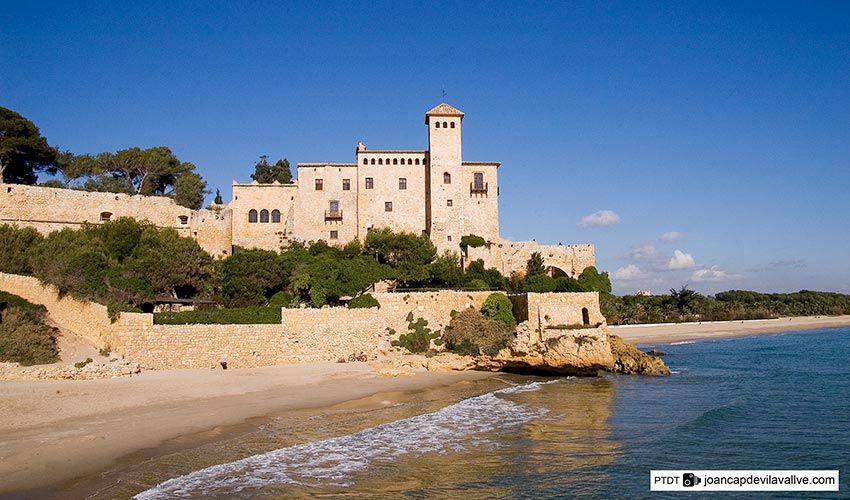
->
[0,272,606,371]
[0,103,594,274]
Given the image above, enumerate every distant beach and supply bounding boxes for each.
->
[0,362,494,495]
[611,315,850,345]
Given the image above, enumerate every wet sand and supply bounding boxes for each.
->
[611,315,850,345]
[0,362,494,495]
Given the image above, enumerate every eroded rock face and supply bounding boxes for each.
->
[608,335,671,376]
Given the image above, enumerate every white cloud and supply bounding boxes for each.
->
[667,250,696,270]
[627,244,657,261]
[691,266,741,283]
[579,210,620,227]
[660,231,686,242]
[613,265,643,280]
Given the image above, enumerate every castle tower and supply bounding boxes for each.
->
[425,103,465,254]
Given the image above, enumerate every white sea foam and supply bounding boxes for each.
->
[670,340,696,345]
[135,381,554,499]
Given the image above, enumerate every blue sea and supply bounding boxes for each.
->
[84,328,850,498]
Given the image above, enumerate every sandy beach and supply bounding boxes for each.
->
[0,362,494,495]
[611,315,850,345]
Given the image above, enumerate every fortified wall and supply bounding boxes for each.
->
[465,239,596,278]
[0,272,606,370]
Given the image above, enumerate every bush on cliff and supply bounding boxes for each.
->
[348,293,380,309]
[0,224,43,275]
[0,293,59,365]
[481,293,515,326]
[442,308,514,357]
[391,317,440,353]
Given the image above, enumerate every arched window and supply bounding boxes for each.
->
[370,158,376,165]
[393,158,398,165]
[385,158,390,165]
[378,158,383,165]
[443,172,451,184]
[178,215,189,225]
[100,211,112,222]
[450,121,455,128]
[423,158,428,165]
[436,121,441,128]
[271,209,281,223]
[260,209,270,223]
[407,158,413,165]
[443,121,448,128]
[248,209,258,223]
[415,158,420,165]
[363,158,368,165]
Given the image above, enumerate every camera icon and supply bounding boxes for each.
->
[682,473,702,487]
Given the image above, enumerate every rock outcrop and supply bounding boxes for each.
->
[608,335,671,376]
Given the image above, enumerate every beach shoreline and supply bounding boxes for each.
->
[0,362,495,495]
[611,315,850,345]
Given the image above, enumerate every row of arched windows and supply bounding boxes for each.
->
[434,121,456,129]
[362,157,428,166]
[248,209,281,223]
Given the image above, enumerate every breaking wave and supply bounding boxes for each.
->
[135,381,554,498]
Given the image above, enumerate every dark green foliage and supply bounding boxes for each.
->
[0,293,58,366]
[467,279,490,291]
[215,248,286,307]
[526,252,546,277]
[391,317,440,353]
[427,252,465,288]
[481,293,515,326]
[292,253,394,307]
[0,106,59,185]
[464,259,505,290]
[348,293,380,309]
[154,306,281,325]
[524,266,611,294]
[213,189,224,205]
[0,224,43,274]
[74,357,93,369]
[443,308,514,357]
[601,289,850,325]
[173,171,208,210]
[251,156,292,184]
[526,274,557,292]
[577,266,612,294]
[365,228,436,286]
[460,234,487,249]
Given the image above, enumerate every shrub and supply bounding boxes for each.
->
[467,278,490,291]
[0,309,59,366]
[481,293,515,326]
[154,306,281,325]
[460,234,487,249]
[348,293,380,309]
[443,308,514,357]
[74,357,93,369]
[391,317,439,353]
[0,224,43,275]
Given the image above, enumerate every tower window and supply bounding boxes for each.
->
[415,158,420,165]
[447,199,453,207]
[436,121,441,128]
[371,158,376,165]
[365,177,374,189]
[248,209,258,223]
[100,211,112,222]
[448,235,452,242]
[473,172,484,189]
[385,158,390,165]
[330,230,338,240]
[178,215,189,224]
[315,179,323,190]
[329,200,340,213]
[450,121,455,128]
[393,158,398,165]
[399,178,407,190]
[342,179,350,191]
[260,209,270,223]
[443,121,447,128]
[423,158,428,165]
[385,201,393,212]
[378,158,383,165]
[362,158,367,165]
[407,158,412,165]
[271,209,281,223]
[443,172,451,184]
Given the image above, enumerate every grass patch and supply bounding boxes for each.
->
[154,306,281,325]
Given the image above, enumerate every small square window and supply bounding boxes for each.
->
[315,179,323,190]
[447,199,453,207]
[399,178,407,190]
[342,179,350,190]
[330,230,338,240]
[365,177,374,189]
[385,201,393,212]
[447,235,452,242]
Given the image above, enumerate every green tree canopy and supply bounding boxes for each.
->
[364,228,437,286]
[251,156,292,184]
[526,252,546,278]
[0,107,59,184]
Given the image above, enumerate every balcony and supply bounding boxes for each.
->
[324,209,343,221]
[470,182,488,195]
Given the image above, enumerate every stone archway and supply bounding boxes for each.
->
[547,266,570,278]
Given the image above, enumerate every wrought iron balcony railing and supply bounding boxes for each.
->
[324,209,343,220]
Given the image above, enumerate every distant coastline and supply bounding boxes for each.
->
[611,315,850,345]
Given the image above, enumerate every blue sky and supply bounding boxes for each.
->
[2,1,848,295]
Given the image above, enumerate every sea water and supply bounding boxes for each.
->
[111,328,849,498]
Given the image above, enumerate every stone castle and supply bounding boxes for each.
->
[0,103,593,277]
